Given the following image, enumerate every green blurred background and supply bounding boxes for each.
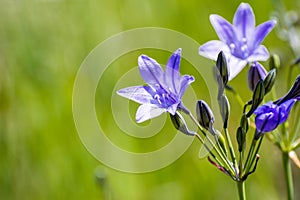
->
[1,0,300,199]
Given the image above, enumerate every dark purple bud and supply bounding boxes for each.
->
[196,100,215,133]
[248,62,267,91]
[254,99,297,135]
[236,127,246,152]
[216,51,229,86]
[218,94,230,128]
[240,114,249,133]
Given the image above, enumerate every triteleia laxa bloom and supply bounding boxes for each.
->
[199,3,276,80]
[254,75,300,135]
[117,48,194,123]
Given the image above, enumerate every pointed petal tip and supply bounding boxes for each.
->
[265,19,277,28]
[209,14,219,23]
[271,19,277,26]
[239,2,251,9]
[175,48,182,54]
[189,75,195,82]
[170,48,182,58]
[236,3,253,16]
[173,48,182,57]
[116,89,121,95]
[139,55,153,64]
[116,88,127,96]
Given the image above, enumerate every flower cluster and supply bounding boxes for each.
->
[116,2,300,200]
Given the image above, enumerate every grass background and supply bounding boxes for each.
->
[1,0,300,199]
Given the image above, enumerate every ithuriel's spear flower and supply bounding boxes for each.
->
[199,3,276,80]
[254,75,300,136]
[117,48,194,123]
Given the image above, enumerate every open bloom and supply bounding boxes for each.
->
[254,75,300,134]
[117,48,194,123]
[199,3,276,80]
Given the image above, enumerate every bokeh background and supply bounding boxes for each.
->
[1,0,300,199]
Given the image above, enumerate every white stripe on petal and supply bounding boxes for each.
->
[199,40,230,60]
[210,14,236,44]
[233,3,255,39]
[117,86,153,104]
[247,45,269,62]
[135,104,165,123]
[227,56,247,81]
[138,55,165,88]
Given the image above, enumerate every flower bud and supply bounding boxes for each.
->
[215,130,227,155]
[214,67,224,99]
[170,113,195,136]
[240,114,249,133]
[247,80,265,117]
[254,100,297,135]
[247,62,267,91]
[269,54,280,70]
[218,94,230,128]
[196,100,215,133]
[216,51,229,86]
[236,127,246,152]
[263,69,276,95]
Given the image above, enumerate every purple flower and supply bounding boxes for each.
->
[247,62,267,91]
[254,75,300,134]
[117,48,194,123]
[199,3,276,80]
[254,99,296,133]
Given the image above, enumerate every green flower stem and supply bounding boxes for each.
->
[244,136,263,175]
[233,90,245,108]
[243,135,257,175]
[238,151,243,178]
[282,152,294,200]
[290,103,300,141]
[282,122,289,147]
[224,128,238,169]
[244,135,264,175]
[194,133,222,166]
[237,181,246,200]
[189,113,235,176]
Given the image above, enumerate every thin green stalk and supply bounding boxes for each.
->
[244,136,264,175]
[194,133,222,165]
[189,113,235,176]
[233,91,245,107]
[237,181,246,200]
[243,135,257,174]
[282,152,294,200]
[238,151,243,178]
[290,103,300,141]
[224,128,237,168]
[282,122,289,147]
